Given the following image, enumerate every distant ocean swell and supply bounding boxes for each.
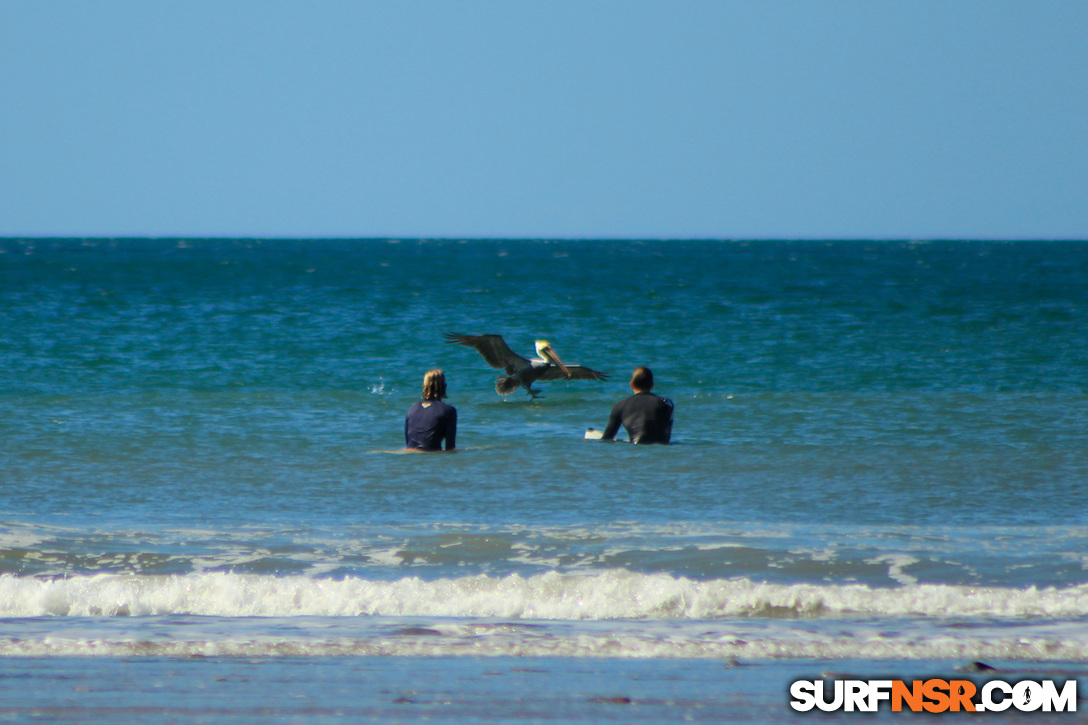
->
[5,570,1088,620]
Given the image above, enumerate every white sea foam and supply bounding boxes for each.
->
[4,570,1088,620]
[868,554,921,586]
[2,618,1088,661]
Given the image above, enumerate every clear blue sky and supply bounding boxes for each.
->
[2,1,1086,240]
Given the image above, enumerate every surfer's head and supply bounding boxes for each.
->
[630,366,654,392]
[422,369,447,400]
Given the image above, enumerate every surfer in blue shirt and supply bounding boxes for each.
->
[404,369,457,451]
[600,367,673,444]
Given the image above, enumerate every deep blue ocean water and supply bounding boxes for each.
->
[2,238,1087,721]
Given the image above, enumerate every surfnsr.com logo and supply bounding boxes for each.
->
[790,678,1077,713]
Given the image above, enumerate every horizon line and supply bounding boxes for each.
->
[3,235,1087,243]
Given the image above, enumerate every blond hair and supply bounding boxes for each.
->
[422,369,447,400]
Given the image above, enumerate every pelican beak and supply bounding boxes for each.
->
[542,345,571,378]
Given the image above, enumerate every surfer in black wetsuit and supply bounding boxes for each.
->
[600,366,674,444]
[404,369,457,451]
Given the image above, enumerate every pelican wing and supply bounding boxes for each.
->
[444,333,530,374]
[536,364,608,382]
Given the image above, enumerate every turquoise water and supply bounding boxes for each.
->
[3,238,1088,720]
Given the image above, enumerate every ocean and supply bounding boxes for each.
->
[2,238,1087,722]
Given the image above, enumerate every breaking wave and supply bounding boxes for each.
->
[5,569,1088,620]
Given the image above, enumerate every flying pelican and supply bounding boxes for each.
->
[444,333,608,398]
